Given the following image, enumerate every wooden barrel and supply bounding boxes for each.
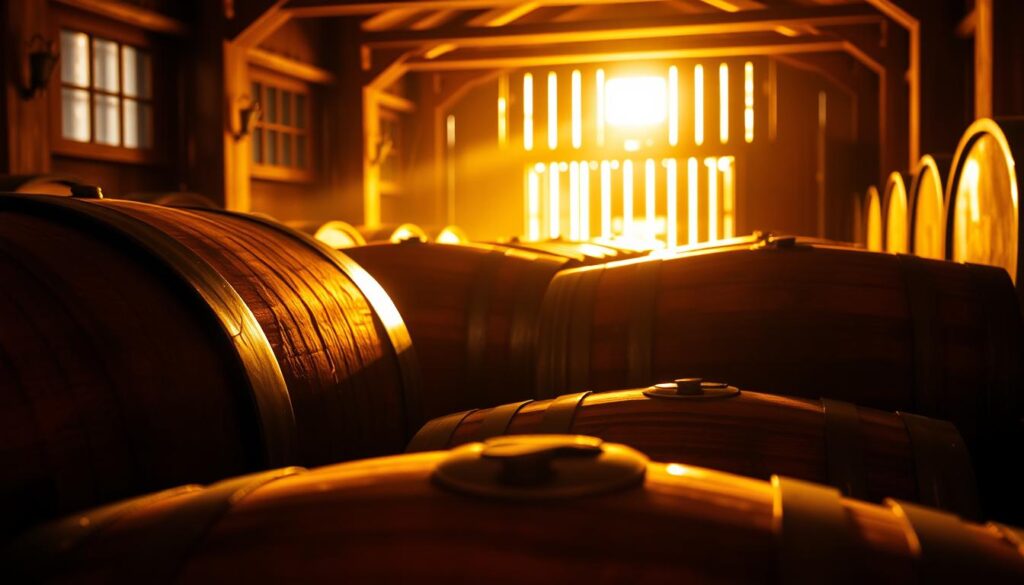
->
[883,172,912,254]
[358,222,428,243]
[9,435,1024,583]
[535,237,1024,519]
[409,385,980,518]
[0,194,420,535]
[134,192,221,209]
[312,220,366,249]
[0,174,78,195]
[429,224,469,244]
[909,154,952,260]
[945,118,1024,289]
[851,192,865,245]
[864,185,883,251]
[494,238,646,266]
[344,241,567,419]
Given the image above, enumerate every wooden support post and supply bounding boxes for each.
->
[1,0,52,174]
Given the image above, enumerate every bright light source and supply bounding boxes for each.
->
[523,73,534,151]
[605,76,667,127]
[694,65,705,145]
[571,70,582,149]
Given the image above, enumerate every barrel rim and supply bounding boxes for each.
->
[883,172,912,254]
[0,194,297,467]
[908,154,952,257]
[943,117,1024,284]
[192,208,426,440]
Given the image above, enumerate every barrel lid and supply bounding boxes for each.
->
[434,435,647,500]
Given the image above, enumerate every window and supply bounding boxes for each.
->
[251,72,312,182]
[58,29,153,151]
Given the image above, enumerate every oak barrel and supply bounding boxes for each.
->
[0,174,77,196]
[535,237,1024,519]
[345,241,567,419]
[0,194,419,535]
[883,172,912,254]
[357,222,428,243]
[864,185,883,251]
[8,435,1024,583]
[312,220,366,249]
[945,118,1024,289]
[495,238,647,266]
[909,154,951,260]
[409,384,980,517]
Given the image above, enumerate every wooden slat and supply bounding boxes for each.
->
[53,0,188,36]
[284,0,660,18]
[247,48,336,84]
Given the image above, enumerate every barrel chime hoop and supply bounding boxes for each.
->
[771,476,853,585]
[464,250,509,403]
[886,498,1023,581]
[820,398,868,500]
[406,410,479,452]
[536,391,592,434]
[898,411,981,520]
[0,195,297,466]
[474,400,534,441]
[896,254,941,417]
[208,210,425,438]
[626,260,662,388]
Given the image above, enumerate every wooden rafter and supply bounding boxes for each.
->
[401,33,880,71]
[284,0,660,18]
[466,2,542,27]
[362,5,882,49]
[362,8,423,31]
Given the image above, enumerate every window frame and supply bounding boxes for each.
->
[49,10,164,165]
[249,68,315,183]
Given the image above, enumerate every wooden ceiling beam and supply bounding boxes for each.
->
[466,2,542,27]
[362,8,423,31]
[401,33,876,71]
[362,4,882,49]
[284,0,659,18]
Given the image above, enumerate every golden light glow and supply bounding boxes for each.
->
[645,158,656,236]
[665,463,690,477]
[665,158,678,248]
[668,66,679,147]
[523,73,534,151]
[391,224,427,243]
[423,43,456,60]
[744,61,754,143]
[912,163,945,259]
[549,162,560,238]
[497,74,509,147]
[866,187,883,252]
[446,114,456,148]
[719,63,729,144]
[719,156,735,238]
[579,161,590,240]
[605,76,667,127]
[623,159,634,235]
[952,132,1018,279]
[569,161,580,240]
[705,157,718,241]
[694,65,704,146]
[527,167,541,240]
[885,176,909,254]
[314,221,365,249]
[571,70,582,149]
[688,157,699,244]
[596,69,606,147]
[547,71,558,150]
[600,160,612,238]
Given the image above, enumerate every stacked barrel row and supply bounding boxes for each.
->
[862,118,1024,301]
[4,191,1024,581]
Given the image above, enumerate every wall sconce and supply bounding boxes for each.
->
[21,35,59,99]
[232,96,261,141]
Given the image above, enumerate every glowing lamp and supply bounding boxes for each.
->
[605,76,667,127]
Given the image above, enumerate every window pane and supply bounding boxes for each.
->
[282,133,293,166]
[295,94,306,129]
[92,38,120,92]
[122,46,152,99]
[61,88,90,142]
[266,87,278,124]
[123,99,152,149]
[281,91,292,126]
[296,135,307,169]
[252,128,263,164]
[60,30,90,87]
[267,130,278,165]
[93,94,120,145]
